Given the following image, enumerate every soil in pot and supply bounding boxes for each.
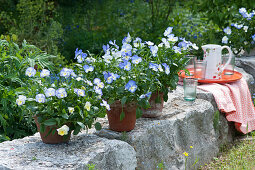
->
[107,101,137,132]
[34,116,71,144]
[142,92,164,118]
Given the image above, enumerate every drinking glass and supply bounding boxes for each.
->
[194,60,207,80]
[184,55,196,76]
[222,54,235,75]
[183,77,198,101]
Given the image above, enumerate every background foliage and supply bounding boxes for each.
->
[2,0,255,62]
[1,0,190,62]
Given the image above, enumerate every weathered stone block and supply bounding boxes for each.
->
[0,133,137,170]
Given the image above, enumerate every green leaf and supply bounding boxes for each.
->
[108,99,115,105]
[121,96,127,105]
[61,109,68,119]
[120,111,125,121]
[95,122,102,131]
[163,93,168,102]
[77,122,85,129]
[61,113,69,119]
[74,106,83,118]
[43,118,56,126]
[73,126,81,135]
[136,107,143,119]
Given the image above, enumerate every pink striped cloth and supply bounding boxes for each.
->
[198,78,255,134]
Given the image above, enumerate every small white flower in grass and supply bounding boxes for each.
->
[56,88,67,99]
[18,95,26,101]
[57,125,69,136]
[113,51,122,59]
[122,33,132,44]
[158,43,164,48]
[93,78,101,85]
[158,64,164,72]
[162,63,170,75]
[222,36,228,44]
[45,88,56,97]
[164,27,173,37]
[161,38,170,48]
[223,27,231,35]
[85,102,91,111]
[25,67,36,77]
[131,55,142,65]
[100,100,110,111]
[133,37,142,48]
[94,86,103,95]
[40,69,50,78]
[123,55,130,61]
[86,80,93,86]
[75,89,85,97]
[149,45,158,57]
[68,107,74,114]
[60,68,71,78]
[76,77,83,81]
[243,26,248,32]
[102,54,113,63]
[16,98,24,106]
[35,94,46,103]
[85,57,96,63]
[239,7,247,15]
[83,65,94,73]
[167,34,178,42]
[139,94,146,99]
[191,43,199,50]
[145,41,154,46]
[126,33,132,43]
[97,82,104,89]
[16,95,26,106]
[70,70,77,78]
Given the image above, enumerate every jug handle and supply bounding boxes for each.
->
[221,46,232,73]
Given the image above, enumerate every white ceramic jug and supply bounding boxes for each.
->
[202,44,232,79]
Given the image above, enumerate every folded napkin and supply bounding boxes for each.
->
[198,78,255,134]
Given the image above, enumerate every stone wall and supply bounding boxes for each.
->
[0,57,254,170]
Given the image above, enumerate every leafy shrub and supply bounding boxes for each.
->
[0,0,192,63]
[189,0,255,29]
[166,4,221,58]
[221,7,255,55]
[0,35,56,142]
[57,0,180,62]
[0,0,66,66]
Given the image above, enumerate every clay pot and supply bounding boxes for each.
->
[142,92,164,118]
[107,101,137,132]
[34,116,71,144]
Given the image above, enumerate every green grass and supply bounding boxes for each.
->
[201,133,255,170]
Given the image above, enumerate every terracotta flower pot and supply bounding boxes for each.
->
[34,116,71,144]
[107,101,137,132]
[142,92,164,118]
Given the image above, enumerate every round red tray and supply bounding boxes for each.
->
[179,70,242,84]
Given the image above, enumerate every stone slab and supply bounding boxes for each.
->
[0,133,137,170]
